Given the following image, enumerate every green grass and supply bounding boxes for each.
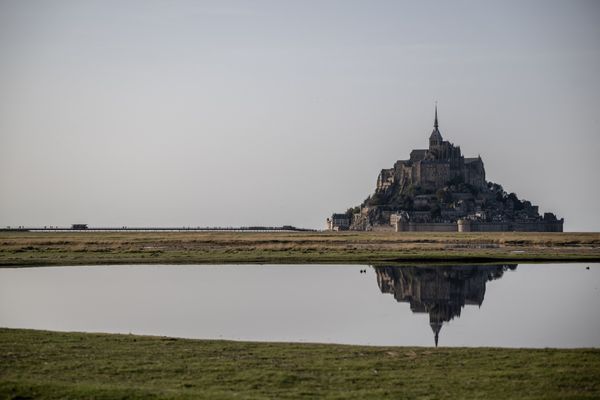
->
[1,231,599,266]
[1,328,599,399]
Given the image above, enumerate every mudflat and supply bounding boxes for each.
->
[0,231,599,266]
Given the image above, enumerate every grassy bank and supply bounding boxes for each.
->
[1,329,599,399]
[1,231,599,266]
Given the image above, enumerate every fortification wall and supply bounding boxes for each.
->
[457,222,511,232]
[396,222,457,232]
[458,220,564,232]
[513,221,564,232]
[393,220,564,232]
[371,225,395,232]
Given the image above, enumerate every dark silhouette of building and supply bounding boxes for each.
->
[71,224,88,230]
[374,264,517,346]
[328,106,563,232]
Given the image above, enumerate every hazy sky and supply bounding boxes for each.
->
[1,0,599,230]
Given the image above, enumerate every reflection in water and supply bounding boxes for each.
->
[1,264,599,347]
[374,264,517,346]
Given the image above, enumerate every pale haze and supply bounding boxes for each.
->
[1,0,599,230]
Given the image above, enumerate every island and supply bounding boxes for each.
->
[328,107,564,232]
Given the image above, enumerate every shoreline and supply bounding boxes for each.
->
[2,256,599,268]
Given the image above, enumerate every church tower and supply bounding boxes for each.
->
[429,105,443,148]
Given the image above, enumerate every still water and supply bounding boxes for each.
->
[1,263,599,348]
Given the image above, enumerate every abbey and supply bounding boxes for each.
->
[377,107,486,198]
[327,107,564,232]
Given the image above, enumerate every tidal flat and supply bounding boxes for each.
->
[0,231,599,266]
[1,328,599,400]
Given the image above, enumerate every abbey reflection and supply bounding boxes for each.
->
[374,264,517,347]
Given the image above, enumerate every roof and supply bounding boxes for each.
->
[429,105,443,142]
[410,149,427,161]
[331,213,351,219]
[429,128,443,142]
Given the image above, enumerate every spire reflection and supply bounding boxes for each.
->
[373,264,517,347]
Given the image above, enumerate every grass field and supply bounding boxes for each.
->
[0,231,599,266]
[1,328,599,399]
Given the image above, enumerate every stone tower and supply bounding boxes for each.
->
[429,105,443,148]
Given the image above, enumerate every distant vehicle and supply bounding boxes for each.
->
[71,224,88,230]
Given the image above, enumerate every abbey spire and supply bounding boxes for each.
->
[429,104,443,146]
[431,320,442,347]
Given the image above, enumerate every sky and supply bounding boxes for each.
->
[1,0,599,231]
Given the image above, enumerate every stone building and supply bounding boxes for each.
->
[326,213,351,231]
[377,107,486,194]
[328,106,564,232]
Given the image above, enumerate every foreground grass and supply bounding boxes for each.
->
[1,329,599,399]
[1,231,599,266]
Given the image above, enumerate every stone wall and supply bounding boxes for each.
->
[464,159,486,188]
[371,225,395,232]
[457,220,564,232]
[417,161,452,190]
[396,221,458,232]
[392,219,564,232]
[377,168,395,192]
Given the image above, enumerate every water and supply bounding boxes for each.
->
[1,263,599,348]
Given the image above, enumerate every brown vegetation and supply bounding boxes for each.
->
[0,231,599,266]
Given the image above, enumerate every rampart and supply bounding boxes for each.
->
[395,222,458,232]
[457,220,564,233]
[394,219,564,232]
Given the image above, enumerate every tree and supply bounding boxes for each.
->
[430,203,441,219]
[345,206,360,216]
[436,189,451,203]
[506,193,524,210]
[367,192,385,206]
